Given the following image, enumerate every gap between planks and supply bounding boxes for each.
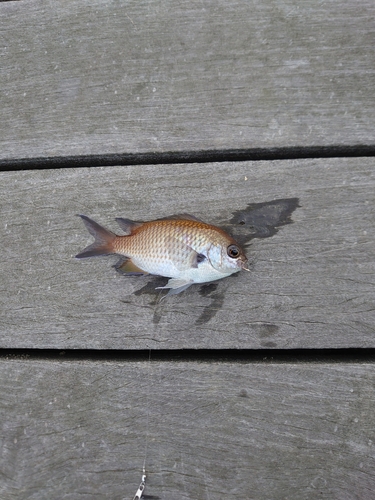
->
[1,348,375,363]
[1,144,375,171]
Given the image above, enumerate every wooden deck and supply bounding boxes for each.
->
[1,1,375,499]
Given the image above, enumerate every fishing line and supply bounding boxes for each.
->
[131,348,152,500]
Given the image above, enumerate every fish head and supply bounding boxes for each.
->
[206,238,248,275]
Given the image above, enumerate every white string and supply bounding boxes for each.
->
[132,469,146,500]
[131,349,151,500]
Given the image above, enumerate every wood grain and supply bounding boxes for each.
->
[1,158,374,349]
[1,359,374,499]
[1,0,375,159]
[2,3,374,498]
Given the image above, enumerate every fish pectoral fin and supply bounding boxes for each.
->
[191,252,206,268]
[156,278,194,296]
[114,258,149,276]
[181,250,206,270]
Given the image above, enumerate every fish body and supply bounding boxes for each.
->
[76,214,248,295]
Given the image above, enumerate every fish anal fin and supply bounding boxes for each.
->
[115,258,149,276]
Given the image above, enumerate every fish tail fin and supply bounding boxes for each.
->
[75,215,117,258]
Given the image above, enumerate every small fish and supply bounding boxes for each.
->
[76,214,249,296]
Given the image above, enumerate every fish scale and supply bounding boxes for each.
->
[115,220,208,265]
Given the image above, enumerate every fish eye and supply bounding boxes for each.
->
[227,244,240,259]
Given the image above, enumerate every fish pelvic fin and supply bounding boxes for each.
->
[156,278,194,296]
[75,215,116,259]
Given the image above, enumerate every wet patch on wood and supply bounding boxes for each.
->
[223,197,300,246]
[121,198,300,325]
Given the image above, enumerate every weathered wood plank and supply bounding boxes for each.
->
[1,0,375,159]
[1,359,374,499]
[1,158,374,349]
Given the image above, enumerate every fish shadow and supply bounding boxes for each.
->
[221,197,300,247]
[130,198,300,324]
[195,283,223,325]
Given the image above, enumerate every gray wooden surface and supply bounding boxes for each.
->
[2,0,375,498]
[1,158,374,349]
[1,359,374,500]
[1,0,375,159]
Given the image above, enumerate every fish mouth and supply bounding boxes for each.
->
[240,258,251,272]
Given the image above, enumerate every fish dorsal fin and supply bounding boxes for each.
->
[115,218,143,235]
[116,214,205,234]
[157,213,205,223]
